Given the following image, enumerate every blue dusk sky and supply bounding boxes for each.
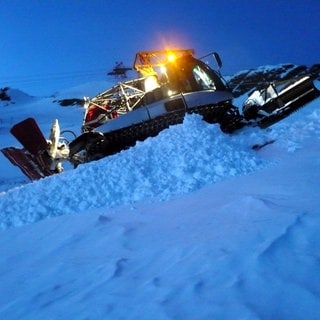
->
[0,0,319,95]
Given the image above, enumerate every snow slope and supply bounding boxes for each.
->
[0,81,320,319]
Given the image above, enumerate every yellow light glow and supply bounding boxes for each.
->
[167,53,176,62]
[160,65,166,73]
[144,75,160,92]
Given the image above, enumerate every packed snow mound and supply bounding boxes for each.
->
[0,131,320,319]
[0,114,268,229]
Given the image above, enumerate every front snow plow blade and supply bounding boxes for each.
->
[1,147,51,180]
[243,75,320,128]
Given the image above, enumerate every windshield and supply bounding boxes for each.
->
[192,65,216,90]
[165,55,226,93]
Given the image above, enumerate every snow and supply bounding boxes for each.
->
[0,80,320,319]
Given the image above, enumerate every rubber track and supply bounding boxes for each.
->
[87,103,236,159]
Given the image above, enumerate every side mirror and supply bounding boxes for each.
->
[213,52,222,69]
[199,51,222,70]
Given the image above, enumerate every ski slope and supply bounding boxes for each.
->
[0,82,320,319]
